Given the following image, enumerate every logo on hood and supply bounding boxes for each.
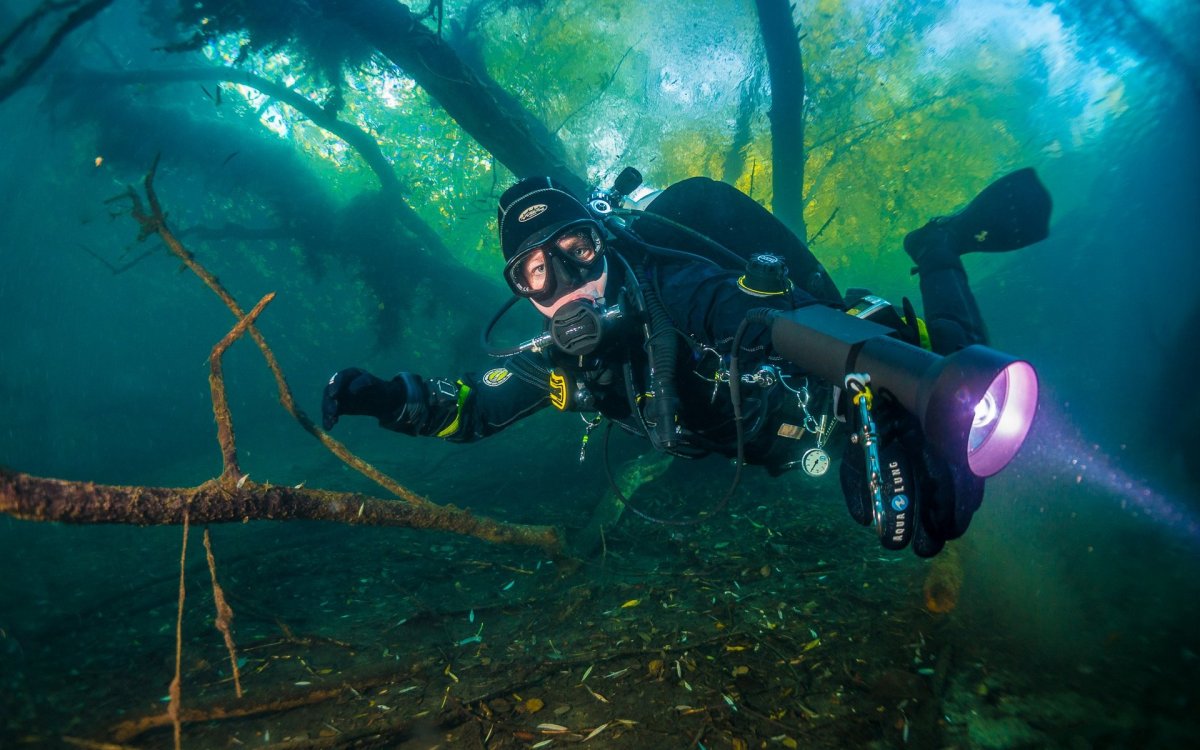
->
[518,204,548,222]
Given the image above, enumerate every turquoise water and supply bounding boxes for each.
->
[2,1,1198,747]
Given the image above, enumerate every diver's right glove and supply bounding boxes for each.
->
[839,406,984,558]
[321,367,420,430]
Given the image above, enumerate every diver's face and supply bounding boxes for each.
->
[513,228,606,317]
[531,260,608,318]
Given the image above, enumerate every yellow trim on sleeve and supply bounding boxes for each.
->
[436,381,472,438]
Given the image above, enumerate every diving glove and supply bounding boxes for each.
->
[904,167,1052,273]
[321,367,416,430]
[839,409,984,558]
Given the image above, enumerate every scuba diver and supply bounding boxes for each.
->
[321,169,1051,557]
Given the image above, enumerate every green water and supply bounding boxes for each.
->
[2,1,1198,748]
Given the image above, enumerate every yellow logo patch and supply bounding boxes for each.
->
[482,368,512,387]
[549,370,569,410]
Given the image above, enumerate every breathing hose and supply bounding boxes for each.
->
[634,262,681,451]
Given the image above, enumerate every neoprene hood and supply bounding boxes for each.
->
[497,177,591,262]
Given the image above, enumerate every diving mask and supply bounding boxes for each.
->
[503,220,607,303]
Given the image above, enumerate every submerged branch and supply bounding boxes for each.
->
[79,66,399,193]
[0,468,563,552]
[335,0,584,193]
[78,242,160,274]
[0,0,114,104]
[0,161,565,554]
[75,66,449,261]
[123,158,433,508]
[202,529,243,699]
[754,0,806,239]
[1113,0,1200,104]
[808,207,838,246]
[107,666,458,745]
[208,292,276,485]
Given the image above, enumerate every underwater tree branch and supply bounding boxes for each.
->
[0,468,563,552]
[4,163,563,551]
[82,66,400,193]
[0,0,113,104]
[1111,0,1200,104]
[95,161,567,551]
[122,158,426,507]
[61,737,138,750]
[721,72,761,186]
[335,0,585,194]
[203,528,243,699]
[110,683,352,743]
[167,508,189,750]
[754,0,807,240]
[110,676,465,747]
[551,42,638,136]
[802,96,945,215]
[209,292,276,485]
[808,207,838,246]
[807,96,946,155]
[77,241,160,274]
[77,65,451,261]
[0,1,80,59]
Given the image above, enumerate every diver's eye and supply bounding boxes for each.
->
[518,249,549,291]
[558,231,597,262]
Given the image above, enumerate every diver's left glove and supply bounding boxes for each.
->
[321,367,423,431]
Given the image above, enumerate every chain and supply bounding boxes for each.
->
[702,363,840,448]
[778,374,838,447]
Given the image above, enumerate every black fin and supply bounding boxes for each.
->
[903,168,1053,269]
[947,167,1052,253]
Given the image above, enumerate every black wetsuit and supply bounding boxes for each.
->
[326,171,1041,556]
[382,175,987,474]
[383,255,830,473]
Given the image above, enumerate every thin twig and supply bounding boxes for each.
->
[77,242,159,274]
[208,292,275,485]
[808,207,839,246]
[167,507,189,750]
[552,43,638,135]
[203,528,243,698]
[62,737,139,750]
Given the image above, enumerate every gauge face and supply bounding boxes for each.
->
[802,448,830,477]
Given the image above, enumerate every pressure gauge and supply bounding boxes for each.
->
[801,447,831,477]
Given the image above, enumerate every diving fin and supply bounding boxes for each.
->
[904,168,1052,270]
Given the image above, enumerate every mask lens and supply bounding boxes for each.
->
[554,227,599,265]
[509,248,548,294]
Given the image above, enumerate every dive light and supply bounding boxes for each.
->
[770,305,1038,477]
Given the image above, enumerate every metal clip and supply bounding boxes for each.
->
[579,415,602,463]
[846,373,886,539]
